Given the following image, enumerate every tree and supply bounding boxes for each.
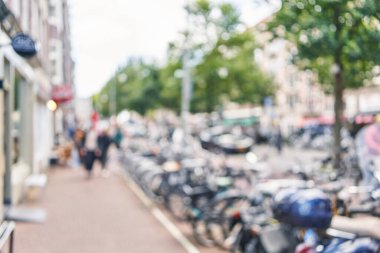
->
[94,0,276,116]
[267,0,380,167]
[93,59,162,116]
[162,0,275,113]
[159,60,182,113]
[193,31,275,112]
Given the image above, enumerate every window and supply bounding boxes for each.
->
[49,3,55,17]
[12,74,22,164]
[288,94,298,109]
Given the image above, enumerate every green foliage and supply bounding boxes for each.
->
[159,60,182,113]
[267,0,379,163]
[193,31,275,112]
[94,59,162,116]
[267,0,380,88]
[179,0,275,112]
[94,0,275,115]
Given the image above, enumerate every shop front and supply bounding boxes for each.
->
[0,1,50,243]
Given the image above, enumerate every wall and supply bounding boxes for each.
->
[254,38,334,135]
[345,87,380,118]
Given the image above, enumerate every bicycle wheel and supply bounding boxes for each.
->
[231,230,253,253]
[190,194,217,247]
[207,196,250,250]
[147,172,165,197]
[166,192,190,221]
[230,227,244,253]
[231,231,266,253]
[244,237,266,253]
[191,216,215,247]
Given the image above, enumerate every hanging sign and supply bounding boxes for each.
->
[11,33,37,58]
[51,85,73,105]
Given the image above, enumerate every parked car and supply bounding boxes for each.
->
[212,133,253,154]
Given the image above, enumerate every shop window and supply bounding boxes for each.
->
[288,94,298,109]
[49,3,56,17]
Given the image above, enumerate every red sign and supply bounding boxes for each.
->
[51,85,73,104]
[91,111,99,129]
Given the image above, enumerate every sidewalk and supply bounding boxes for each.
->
[14,162,188,253]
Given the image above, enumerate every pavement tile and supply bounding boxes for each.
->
[15,165,188,253]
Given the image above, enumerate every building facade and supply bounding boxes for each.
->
[48,0,74,86]
[48,0,74,140]
[345,86,380,118]
[254,37,334,136]
[0,0,74,225]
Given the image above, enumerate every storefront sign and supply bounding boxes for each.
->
[11,33,37,58]
[91,111,99,129]
[51,85,73,105]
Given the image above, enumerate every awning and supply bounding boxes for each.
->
[297,116,337,127]
[223,116,260,126]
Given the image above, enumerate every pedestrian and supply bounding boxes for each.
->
[97,128,112,174]
[274,127,283,154]
[113,126,123,150]
[83,127,99,178]
[74,127,86,165]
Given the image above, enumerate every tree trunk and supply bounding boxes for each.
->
[333,64,344,169]
[332,4,345,170]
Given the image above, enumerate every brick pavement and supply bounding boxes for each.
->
[15,164,188,253]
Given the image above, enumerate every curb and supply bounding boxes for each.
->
[121,172,201,253]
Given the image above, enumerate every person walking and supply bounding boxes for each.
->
[73,127,86,166]
[274,127,283,154]
[97,128,112,175]
[84,127,99,178]
[113,126,123,150]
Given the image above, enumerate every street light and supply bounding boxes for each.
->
[109,73,127,117]
[46,100,57,112]
[47,99,58,145]
[181,0,193,146]
[181,49,192,145]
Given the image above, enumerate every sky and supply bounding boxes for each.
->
[70,0,279,98]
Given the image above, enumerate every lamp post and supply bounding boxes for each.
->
[109,80,116,117]
[109,73,127,117]
[181,0,193,146]
[181,49,192,145]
